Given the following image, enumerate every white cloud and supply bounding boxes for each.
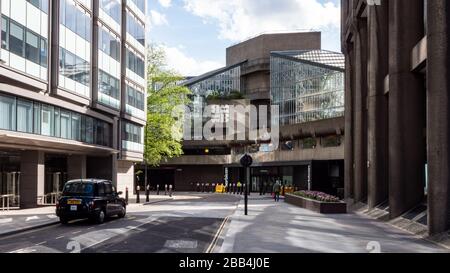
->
[148,10,169,29]
[158,0,172,8]
[163,45,224,76]
[183,0,340,50]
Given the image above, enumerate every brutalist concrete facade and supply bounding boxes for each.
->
[341,0,450,235]
[144,32,346,196]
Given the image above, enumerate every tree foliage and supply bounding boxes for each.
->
[144,44,191,166]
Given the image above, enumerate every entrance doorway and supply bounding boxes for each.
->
[44,155,68,204]
[0,151,20,208]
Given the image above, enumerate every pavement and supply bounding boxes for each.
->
[218,197,450,253]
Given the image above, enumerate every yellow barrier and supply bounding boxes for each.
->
[216,184,225,193]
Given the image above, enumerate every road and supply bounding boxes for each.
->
[0,194,240,253]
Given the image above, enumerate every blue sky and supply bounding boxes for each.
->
[147,0,341,76]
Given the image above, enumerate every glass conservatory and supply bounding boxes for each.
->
[270,50,345,126]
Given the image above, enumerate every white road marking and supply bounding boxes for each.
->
[35,241,47,246]
[47,215,57,219]
[10,248,37,253]
[69,216,157,252]
[55,236,65,240]
[165,240,198,249]
[72,231,82,235]
[26,216,40,222]
[0,218,13,224]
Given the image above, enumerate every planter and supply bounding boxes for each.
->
[285,193,347,214]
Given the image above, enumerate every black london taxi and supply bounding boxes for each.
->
[56,179,127,224]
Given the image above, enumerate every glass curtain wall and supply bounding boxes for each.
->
[271,51,345,126]
[0,93,112,147]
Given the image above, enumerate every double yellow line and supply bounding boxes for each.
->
[205,216,230,253]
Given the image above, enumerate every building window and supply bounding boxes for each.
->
[9,21,24,57]
[126,12,145,46]
[98,27,120,62]
[126,85,145,111]
[71,113,81,141]
[0,94,16,131]
[122,122,143,152]
[59,0,91,42]
[130,0,145,13]
[60,110,71,139]
[17,99,33,133]
[2,16,48,67]
[100,0,121,24]
[41,104,54,136]
[25,30,40,64]
[59,47,90,87]
[1,16,8,50]
[26,0,49,13]
[98,70,120,109]
[126,48,145,78]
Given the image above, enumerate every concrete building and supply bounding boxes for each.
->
[144,32,346,197]
[341,0,450,235]
[0,0,146,208]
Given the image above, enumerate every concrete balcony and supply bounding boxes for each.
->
[162,155,232,165]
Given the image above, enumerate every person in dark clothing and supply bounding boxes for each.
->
[273,182,281,202]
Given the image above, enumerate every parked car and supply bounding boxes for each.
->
[56,179,126,224]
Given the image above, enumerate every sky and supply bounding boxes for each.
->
[146,0,341,77]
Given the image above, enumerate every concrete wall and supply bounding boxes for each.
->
[117,160,135,195]
[226,32,322,66]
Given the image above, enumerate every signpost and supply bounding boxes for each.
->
[240,154,253,216]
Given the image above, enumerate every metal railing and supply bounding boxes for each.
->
[1,194,20,211]
[40,192,61,205]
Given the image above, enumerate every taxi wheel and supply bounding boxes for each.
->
[60,217,69,225]
[96,210,106,224]
[118,205,126,218]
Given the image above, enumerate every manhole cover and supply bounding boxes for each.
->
[164,240,198,249]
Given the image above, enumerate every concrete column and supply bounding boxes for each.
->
[20,151,45,209]
[367,1,389,208]
[117,160,134,196]
[427,0,450,235]
[67,155,86,181]
[344,45,354,201]
[353,19,368,203]
[388,0,426,218]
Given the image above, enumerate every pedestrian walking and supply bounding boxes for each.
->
[273,181,281,202]
[237,181,242,195]
[169,184,173,197]
[165,184,168,195]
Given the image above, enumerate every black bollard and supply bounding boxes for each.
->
[157,184,160,195]
[136,185,140,204]
[125,187,129,204]
[146,185,150,202]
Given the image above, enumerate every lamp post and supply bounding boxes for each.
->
[240,154,253,216]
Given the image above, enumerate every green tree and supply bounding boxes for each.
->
[144,44,191,166]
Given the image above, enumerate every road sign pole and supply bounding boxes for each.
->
[245,166,250,216]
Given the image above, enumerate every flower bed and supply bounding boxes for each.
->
[293,191,341,203]
[286,191,347,214]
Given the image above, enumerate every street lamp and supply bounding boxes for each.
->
[240,154,253,216]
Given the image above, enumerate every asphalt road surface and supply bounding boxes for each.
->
[0,194,240,253]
